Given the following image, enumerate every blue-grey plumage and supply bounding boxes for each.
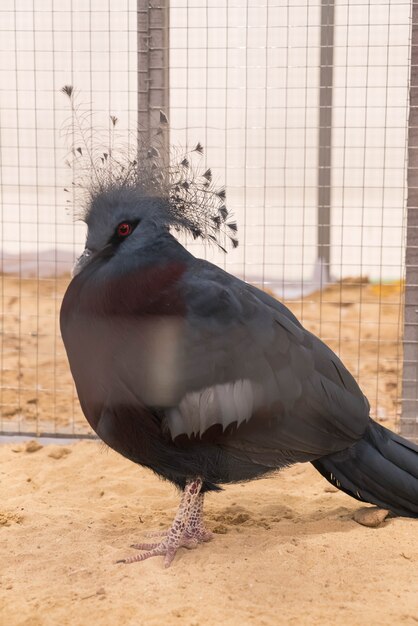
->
[60,89,418,565]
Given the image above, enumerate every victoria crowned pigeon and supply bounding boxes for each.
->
[60,92,418,567]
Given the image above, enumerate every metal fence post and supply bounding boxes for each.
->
[317,0,334,284]
[401,0,418,443]
[137,0,170,157]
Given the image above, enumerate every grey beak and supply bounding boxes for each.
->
[72,248,93,277]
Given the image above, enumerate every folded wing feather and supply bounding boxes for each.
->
[165,378,262,439]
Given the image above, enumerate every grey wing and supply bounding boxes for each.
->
[162,262,370,464]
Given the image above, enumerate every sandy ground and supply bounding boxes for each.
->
[1,439,417,626]
[1,273,416,625]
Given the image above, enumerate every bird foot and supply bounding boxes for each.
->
[116,478,212,567]
[119,521,213,567]
[120,534,195,568]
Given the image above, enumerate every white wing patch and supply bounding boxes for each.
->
[165,379,262,439]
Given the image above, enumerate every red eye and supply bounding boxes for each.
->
[117,222,132,237]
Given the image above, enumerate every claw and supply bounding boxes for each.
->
[164,549,177,568]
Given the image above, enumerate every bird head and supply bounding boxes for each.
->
[62,86,238,277]
[72,187,171,276]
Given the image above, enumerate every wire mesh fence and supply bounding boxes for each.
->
[0,0,415,440]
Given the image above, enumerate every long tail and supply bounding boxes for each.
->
[312,419,418,517]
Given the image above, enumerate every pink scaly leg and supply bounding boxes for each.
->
[182,492,213,544]
[117,478,212,567]
[142,493,213,543]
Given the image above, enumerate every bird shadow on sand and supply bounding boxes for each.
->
[206,502,377,538]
